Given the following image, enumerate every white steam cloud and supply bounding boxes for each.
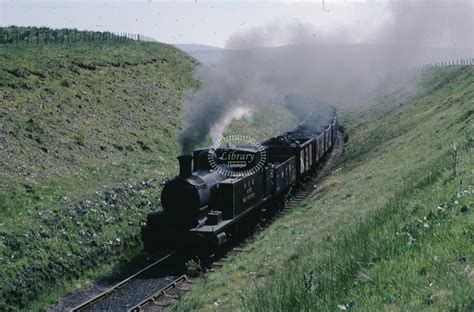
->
[210,106,252,144]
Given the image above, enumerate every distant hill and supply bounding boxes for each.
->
[175,42,472,67]
[174,43,226,64]
[174,43,224,52]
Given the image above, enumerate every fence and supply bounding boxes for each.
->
[422,58,474,69]
[0,27,156,45]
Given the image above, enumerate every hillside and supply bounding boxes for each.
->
[0,38,297,310]
[0,40,198,310]
[172,66,473,310]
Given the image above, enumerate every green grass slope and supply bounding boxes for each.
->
[0,41,198,310]
[0,39,297,310]
[172,66,473,311]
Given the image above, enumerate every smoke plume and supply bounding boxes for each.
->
[209,106,252,144]
[178,0,473,153]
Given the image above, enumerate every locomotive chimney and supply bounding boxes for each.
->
[177,155,193,178]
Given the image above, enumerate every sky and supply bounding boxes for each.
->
[0,0,393,47]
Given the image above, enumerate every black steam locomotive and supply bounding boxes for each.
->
[142,110,338,255]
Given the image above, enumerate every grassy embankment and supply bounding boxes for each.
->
[0,38,296,310]
[172,66,473,311]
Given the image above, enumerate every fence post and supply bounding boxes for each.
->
[453,143,458,177]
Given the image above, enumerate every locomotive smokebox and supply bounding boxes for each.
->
[177,155,193,178]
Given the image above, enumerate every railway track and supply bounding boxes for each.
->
[127,275,190,312]
[71,253,176,311]
[127,248,246,311]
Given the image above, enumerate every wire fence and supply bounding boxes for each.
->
[0,27,156,45]
[422,58,474,69]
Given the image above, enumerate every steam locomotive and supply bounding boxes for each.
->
[141,109,338,255]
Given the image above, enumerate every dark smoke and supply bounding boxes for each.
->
[178,0,473,153]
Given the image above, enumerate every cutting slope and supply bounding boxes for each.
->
[172,66,473,310]
[0,41,199,310]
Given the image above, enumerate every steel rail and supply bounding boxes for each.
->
[71,252,174,312]
[127,274,188,312]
